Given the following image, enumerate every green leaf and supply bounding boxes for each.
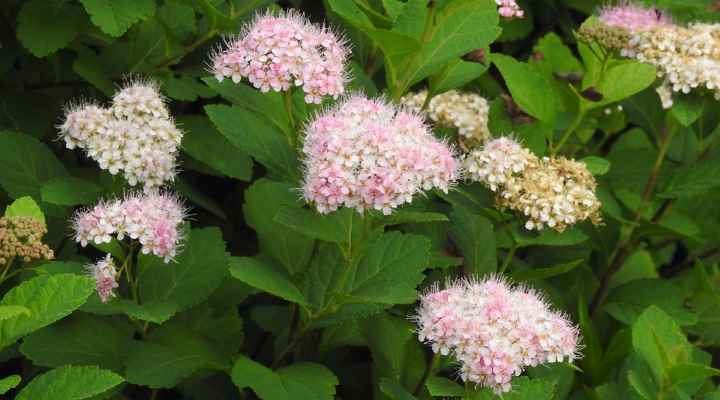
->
[40,176,103,206]
[4,196,45,224]
[16,0,85,57]
[79,0,156,37]
[449,206,497,276]
[0,375,21,395]
[668,363,720,387]
[20,313,133,371]
[381,211,449,226]
[531,33,583,76]
[163,75,214,101]
[124,318,229,388]
[16,365,124,400]
[0,131,67,199]
[632,306,691,384]
[605,279,697,326]
[229,257,308,306]
[580,156,611,176]
[0,274,94,348]
[347,232,430,304]
[660,155,720,198]
[512,226,589,247]
[0,305,30,321]
[671,93,705,127]
[231,355,339,400]
[510,259,584,281]
[392,0,427,40]
[202,78,290,134]
[492,53,557,123]
[179,115,253,181]
[274,207,365,245]
[138,228,228,323]
[586,61,657,110]
[72,46,115,97]
[502,377,555,400]
[425,376,464,397]
[379,378,417,400]
[205,104,299,182]
[429,59,489,95]
[578,296,603,385]
[400,0,500,88]
[244,179,314,275]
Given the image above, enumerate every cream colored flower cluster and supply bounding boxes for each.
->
[465,137,601,232]
[621,23,720,108]
[401,90,490,146]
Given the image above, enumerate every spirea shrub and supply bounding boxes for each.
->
[1,1,720,399]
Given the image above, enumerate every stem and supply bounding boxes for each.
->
[499,245,517,274]
[270,325,308,369]
[413,352,441,396]
[590,126,676,314]
[552,111,585,155]
[284,90,297,147]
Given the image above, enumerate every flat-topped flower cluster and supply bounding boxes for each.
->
[302,95,459,215]
[60,81,183,188]
[401,90,491,147]
[465,137,601,231]
[211,10,349,104]
[415,277,580,393]
[73,191,187,263]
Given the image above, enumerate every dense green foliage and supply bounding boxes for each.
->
[1,0,720,399]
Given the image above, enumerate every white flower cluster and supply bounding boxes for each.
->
[465,137,601,232]
[415,277,580,393]
[621,23,720,108]
[401,90,491,146]
[60,81,183,188]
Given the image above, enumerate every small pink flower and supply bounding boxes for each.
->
[73,191,187,263]
[301,94,459,215]
[599,2,672,32]
[414,277,581,394]
[210,10,350,104]
[496,0,524,19]
[87,254,119,303]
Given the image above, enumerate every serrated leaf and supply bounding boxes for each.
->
[671,93,704,127]
[244,179,314,275]
[41,176,103,206]
[231,355,339,400]
[605,279,697,326]
[20,313,133,371]
[379,378,417,400]
[0,306,30,321]
[580,156,611,176]
[510,259,584,281]
[660,154,720,198]
[205,104,299,182]
[16,0,85,57]
[585,61,657,110]
[512,226,589,247]
[347,232,430,304]
[138,228,228,323]
[16,365,123,400]
[0,274,94,348]
[0,131,67,199]
[179,115,253,181]
[401,0,500,88]
[0,375,21,395]
[124,319,229,388]
[668,363,720,387]
[425,376,464,397]
[449,206,496,276]
[79,0,156,37]
[492,53,557,123]
[429,59,489,95]
[4,196,45,224]
[229,257,308,306]
[274,207,367,245]
[632,306,691,384]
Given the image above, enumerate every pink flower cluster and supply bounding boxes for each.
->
[598,2,671,32]
[415,277,580,394]
[302,95,459,215]
[87,254,119,303]
[211,11,349,104]
[73,191,187,262]
[60,80,182,189]
[496,0,524,19]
